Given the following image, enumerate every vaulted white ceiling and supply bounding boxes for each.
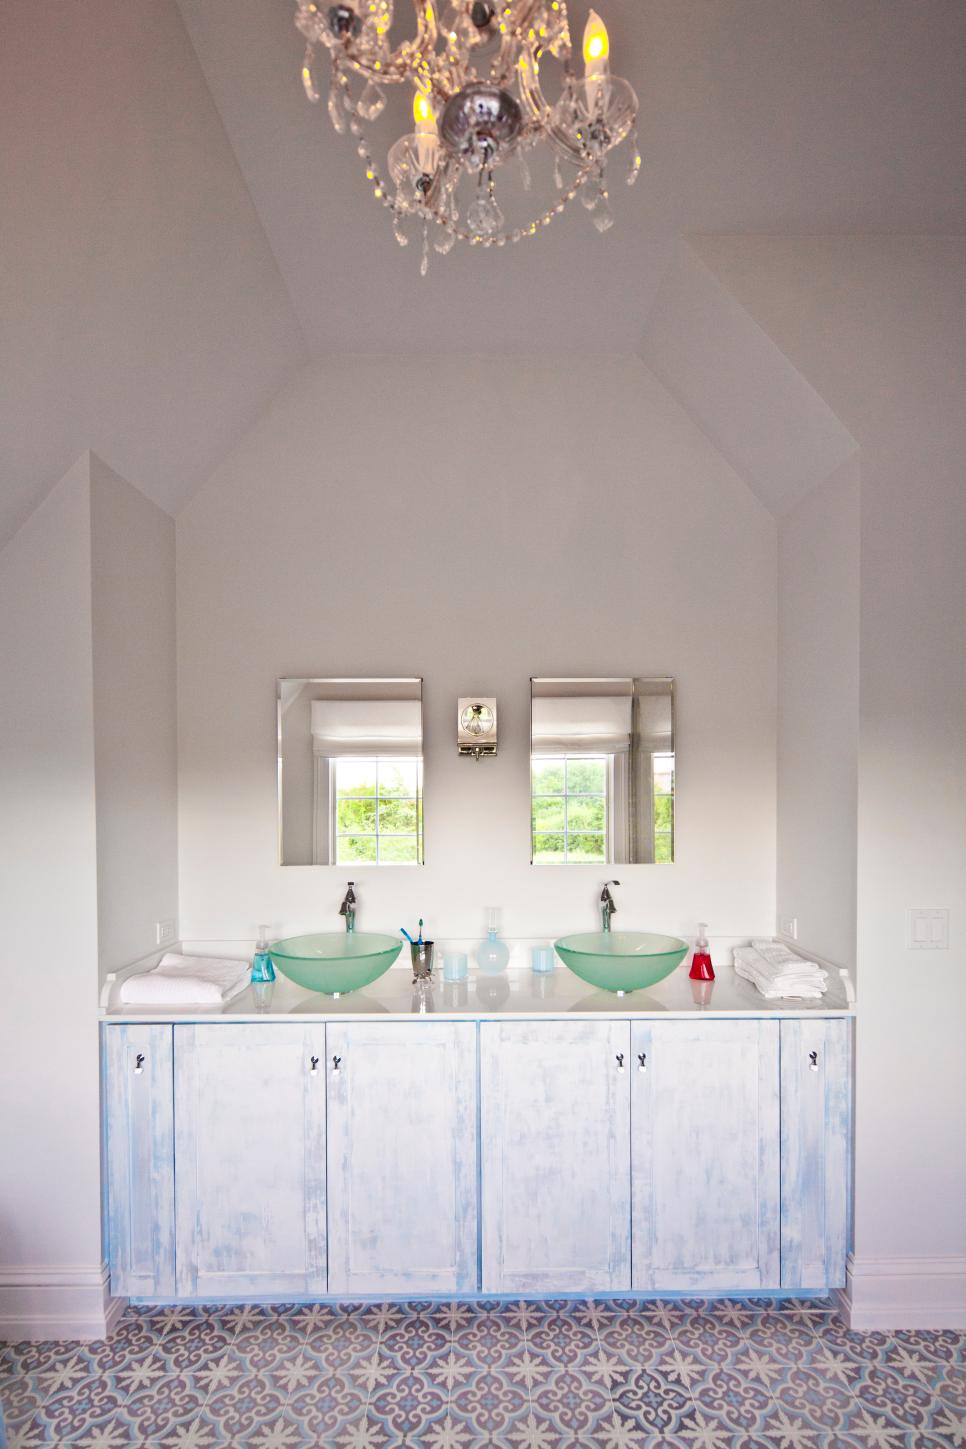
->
[3,0,965,544]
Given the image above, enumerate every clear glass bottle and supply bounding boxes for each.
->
[476,906,510,975]
[251,924,276,984]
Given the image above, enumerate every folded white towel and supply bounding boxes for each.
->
[733,945,827,1000]
[752,940,827,976]
[120,952,250,1005]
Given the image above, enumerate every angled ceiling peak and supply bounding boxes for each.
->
[637,241,857,519]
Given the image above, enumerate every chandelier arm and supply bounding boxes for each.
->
[517,44,588,165]
[340,0,439,84]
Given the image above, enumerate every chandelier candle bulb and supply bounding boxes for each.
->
[583,9,610,113]
[413,89,437,174]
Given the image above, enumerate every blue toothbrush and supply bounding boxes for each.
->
[400,927,415,945]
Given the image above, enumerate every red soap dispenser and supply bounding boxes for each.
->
[689,921,715,982]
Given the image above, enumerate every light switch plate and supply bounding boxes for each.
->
[156,919,176,947]
[779,916,798,941]
[906,908,949,950]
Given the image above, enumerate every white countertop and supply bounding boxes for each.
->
[100,962,854,1024]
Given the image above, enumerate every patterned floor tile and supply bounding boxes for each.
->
[767,1365,856,1431]
[367,1364,451,1439]
[1,1299,963,1449]
[610,1364,693,1435]
[121,1376,209,1439]
[37,1376,132,1440]
[154,1320,236,1374]
[449,1363,532,1431]
[288,1368,369,1434]
[529,1365,614,1438]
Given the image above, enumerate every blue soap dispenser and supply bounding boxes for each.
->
[477,907,510,975]
[251,924,276,984]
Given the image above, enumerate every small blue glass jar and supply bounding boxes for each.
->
[443,950,468,982]
[531,945,555,974]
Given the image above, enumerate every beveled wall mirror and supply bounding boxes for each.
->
[530,678,674,865]
[278,678,424,866]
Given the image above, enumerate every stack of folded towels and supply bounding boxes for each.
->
[119,952,250,1006]
[733,940,828,999]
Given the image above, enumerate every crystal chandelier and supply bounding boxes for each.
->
[294,1,640,273]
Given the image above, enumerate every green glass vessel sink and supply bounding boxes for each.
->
[554,930,689,994]
[269,932,402,995]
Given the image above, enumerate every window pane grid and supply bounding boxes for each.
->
[335,757,422,865]
[652,751,674,865]
[532,755,607,863]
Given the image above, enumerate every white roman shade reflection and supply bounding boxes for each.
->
[531,696,633,755]
[311,700,422,758]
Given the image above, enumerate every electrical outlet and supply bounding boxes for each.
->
[156,919,176,947]
[779,916,798,941]
[906,908,949,949]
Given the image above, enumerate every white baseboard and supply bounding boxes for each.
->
[0,1262,126,1342]
[841,1253,966,1330]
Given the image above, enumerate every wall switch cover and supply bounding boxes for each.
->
[156,919,176,946]
[779,916,798,941]
[906,908,949,950]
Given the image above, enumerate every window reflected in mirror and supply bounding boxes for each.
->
[278,678,423,866]
[530,678,674,865]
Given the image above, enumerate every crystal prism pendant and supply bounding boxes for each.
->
[433,224,456,255]
[466,195,505,236]
[356,82,387,122]
[301,46,320,103]
[328,85,347,134]
[591,195,614,232]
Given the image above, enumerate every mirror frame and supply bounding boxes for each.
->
[529,676,675,867]
[276,676,424,868]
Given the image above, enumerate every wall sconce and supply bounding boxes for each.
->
[458,698,497,760]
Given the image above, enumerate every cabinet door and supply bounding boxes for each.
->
[632,1020,780,1291]
[104,1025,176,1298]
[174,1024,326,1299]
[327,1022,478,1295]
[480,1021,631,1294]
[780,1018,851,1290]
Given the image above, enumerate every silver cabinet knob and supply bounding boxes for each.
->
[134,1053,145,1076]
[637,1053,647,1073]
[616,1053,625,1073]
[309,1055,319,1076]
[332,1055,342,1074]
[809,1050,819,1072]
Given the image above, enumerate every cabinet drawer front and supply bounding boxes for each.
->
[327,1021,478,1295]
[174,1024,327,1299]
[781,1018,852,1290]
[632,1020,780,1291]
[480,1020,631,1294]
[104,1025,175,1298]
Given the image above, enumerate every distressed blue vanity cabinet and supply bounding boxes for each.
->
[173,1024,327,1299]
[630,1020,781,1292]
[479,1020,631,1294]
[103,1010,851,1302]
[327,1021,478,1295]
[104,1024,176,1298]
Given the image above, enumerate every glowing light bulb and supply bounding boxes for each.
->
[582,10,610,112]
[583,10,609,66]
[413,89,437,174]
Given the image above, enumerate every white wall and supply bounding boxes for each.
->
[695,236,966,1326]
[0,457,104,1338]
[777,455,860,967]
[177,356,778,949]
[91,456,178,980]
